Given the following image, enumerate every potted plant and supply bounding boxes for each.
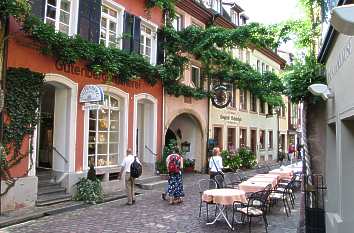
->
[183,158,195,172]
[155,139,177,179]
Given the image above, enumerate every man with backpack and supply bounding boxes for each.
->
[119,148,142,205]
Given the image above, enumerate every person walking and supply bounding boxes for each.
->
[209,147,223,180]
[166,148,184,205]
[119,148,141,205]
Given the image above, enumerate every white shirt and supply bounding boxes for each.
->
[121,154,141,173]
[209,156,223,172]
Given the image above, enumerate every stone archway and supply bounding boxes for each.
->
[166,113,204,171]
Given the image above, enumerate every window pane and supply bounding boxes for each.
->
[59,23,69,34]
[89,132,96,143]
[110,110,119,121]
[98,132,108,143]
[109,21,116,31]
[60,12,70,24]
[110,131,119,142]
[46,5,56,19]
[60,0,70,12]
[145,47,151,57]
[109,9,117,18]
[102,5,108,14]
[110,97,119,108]
[109,32,116,43]
[97,155,108,166]
[48,0,56,6]
[109,143,119,154]
[89,110,97,119]
[145,27,152,34]
[89,119,96,131]
[98,119,108,130]
[146,38,151,47]
[109,154,118,166]
[46,19,56,27]
[110,120,118,130]
[98,109,108,119]
[97,143,108,154]
[101,17,107,29]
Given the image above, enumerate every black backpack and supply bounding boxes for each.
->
[130,156,142,178]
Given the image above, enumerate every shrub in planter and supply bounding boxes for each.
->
[75,165,103,204]
[221,150,241,171]
[183,158,195,172]
[238,148,257,169]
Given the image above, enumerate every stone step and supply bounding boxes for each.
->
[38,186,66,196]
[136,180,168,190]
[135,176,163,185]
[36,193,72,207]
[38,180,58,188]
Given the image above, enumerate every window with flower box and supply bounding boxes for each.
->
[88,94,120,168]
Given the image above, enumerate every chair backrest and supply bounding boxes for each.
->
[214,174,225,188]
[223,173,233,186]
[236,171,247,181]
[247,188,271,212]
[198,179,217,193]
[230,173,242,184]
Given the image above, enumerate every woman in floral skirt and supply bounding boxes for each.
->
[166,148,184,204]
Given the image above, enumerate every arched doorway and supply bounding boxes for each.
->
[133,94,158,176]
[165,129,177,145]
[166,113,203,171]
[33,74,77,182]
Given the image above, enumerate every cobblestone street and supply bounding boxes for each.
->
[1,173,301,233]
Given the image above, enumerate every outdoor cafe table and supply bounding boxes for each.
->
[247,176,278,188]
[269,168,293,179]
[239,180,273,193]
[202,188,247,229]
[254,173,280,181]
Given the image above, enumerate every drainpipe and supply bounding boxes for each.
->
[0,16,9,216]
[205,73,211,174]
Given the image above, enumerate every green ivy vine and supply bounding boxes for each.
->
[1,68,45,195]
[159,25,286,105]
[145,0,176,19]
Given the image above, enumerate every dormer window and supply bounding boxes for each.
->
[230,9,239,25]
[204,0,221,13]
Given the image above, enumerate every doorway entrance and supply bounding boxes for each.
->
[251,129,257,155]
[38,84,55,169]
[134,95,157,176]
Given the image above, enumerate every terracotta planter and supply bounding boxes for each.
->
[184,166,194,173]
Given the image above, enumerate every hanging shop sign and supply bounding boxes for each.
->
[79,85,104,103]
[211,85,232,108]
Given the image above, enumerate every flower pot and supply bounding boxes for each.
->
[184,166,194,173]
